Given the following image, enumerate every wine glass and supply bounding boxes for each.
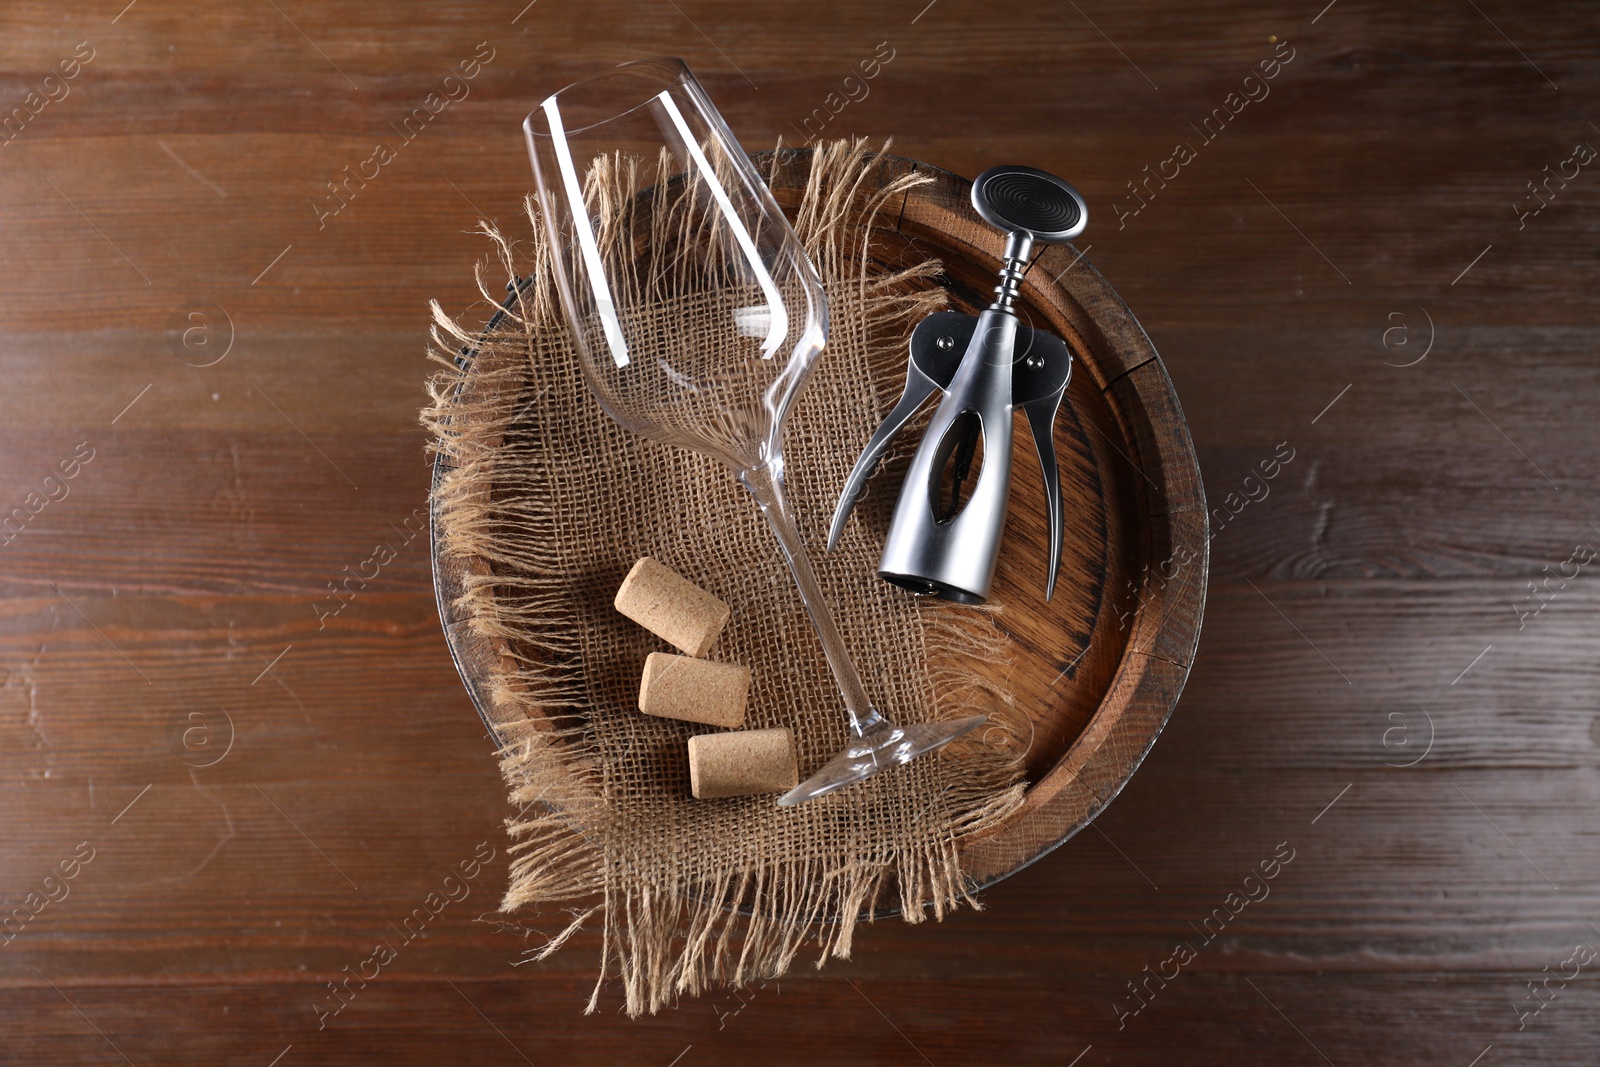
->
[523,57,984,805]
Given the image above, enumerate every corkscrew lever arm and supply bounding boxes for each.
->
[825,368,938,553]
[826,311,975,552]
[1021,382,1067,601]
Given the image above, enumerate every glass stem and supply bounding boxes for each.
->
[740,462,884,739]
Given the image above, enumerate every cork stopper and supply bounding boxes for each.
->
[614,557,730,657]
[639,652,750,729]
[687,727,799,799]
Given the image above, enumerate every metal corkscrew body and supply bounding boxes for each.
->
[827,165,1088,603]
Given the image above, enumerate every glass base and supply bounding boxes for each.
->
[776,714,988,806]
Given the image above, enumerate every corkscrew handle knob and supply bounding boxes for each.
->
[971,165,1088,312]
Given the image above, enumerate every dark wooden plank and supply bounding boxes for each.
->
[2,972,1593,1066]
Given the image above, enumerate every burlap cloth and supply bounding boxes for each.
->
[422,140,1028,1016]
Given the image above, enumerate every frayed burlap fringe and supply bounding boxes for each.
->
[422,139,1028,1017]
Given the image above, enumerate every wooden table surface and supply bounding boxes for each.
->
[3,1,1597,1063]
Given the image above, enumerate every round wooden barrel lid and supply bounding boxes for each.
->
[431,150,1207,896]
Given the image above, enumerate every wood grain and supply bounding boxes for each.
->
[2,0,1598,1062]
